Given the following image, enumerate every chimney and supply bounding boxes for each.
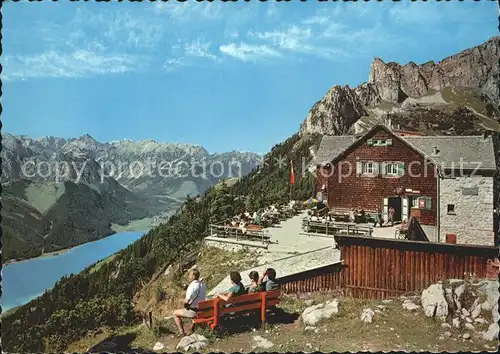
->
[384,115,392,130]
[432,146,440,156]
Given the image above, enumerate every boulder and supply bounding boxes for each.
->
[153,342,165,351]
[176,334,208,351]
[441,323,451,329]
[465,323,476,331]
[452,317,461,329]
[465,317,473,323]
[463,333,471,340]
[382,299,393,304]
[301,300,339,326]
[454,284,465,311]
[477,280,499,310]
[304,326,317,332]
[444,331,452,338]
[304,299,315,307]
[492,303,499,324]
[252,336,274,349]
[482,323,499,342]
[421,283,448,320]
[481,300,492,311]
[474,318,488,324]
[461,308,470,317]
[361,308,375,324]
[470,299,482,319]
[402,301,420,311]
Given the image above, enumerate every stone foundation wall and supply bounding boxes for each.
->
[204,240,255,253]
[439,176,494,246]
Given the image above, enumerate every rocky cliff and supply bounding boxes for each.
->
[300,36,500,136]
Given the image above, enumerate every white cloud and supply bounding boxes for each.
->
[249,25,313,52]
[184,39,218,61]
[219,42,282,62]
[302,16,330,26]
[3,50,142,80]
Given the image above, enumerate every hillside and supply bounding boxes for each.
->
[2,38,499,352]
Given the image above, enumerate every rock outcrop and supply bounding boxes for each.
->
[299,36,499,136]
[369,37,500,104]
[176,334,208,351]
[300,85,366,135]
[301,299,339,326]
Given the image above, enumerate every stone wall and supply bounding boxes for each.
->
[439,175,494,246]
[204,240,255,253]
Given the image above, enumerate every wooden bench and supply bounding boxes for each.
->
[193,290,281,332]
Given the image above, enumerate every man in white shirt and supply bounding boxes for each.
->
[173,268,207,337]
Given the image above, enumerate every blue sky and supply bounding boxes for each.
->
[2,0,498,154]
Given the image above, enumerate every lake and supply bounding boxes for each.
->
[1,231,146,312]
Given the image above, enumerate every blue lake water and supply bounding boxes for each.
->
[1,231,146,312]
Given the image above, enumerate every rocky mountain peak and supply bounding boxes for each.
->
[299,85,366,135]
[300,37,500,136]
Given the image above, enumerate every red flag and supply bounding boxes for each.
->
[290,160,295,185]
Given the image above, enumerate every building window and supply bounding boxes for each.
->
[447,204,455,215]
[363,162,374,175]
[417,196,432,210]
[411,197,420,208]
[385,163,399,176]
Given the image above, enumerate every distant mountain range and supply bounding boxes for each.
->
[1,134,261,262]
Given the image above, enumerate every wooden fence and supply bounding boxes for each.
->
[274,235,498,298]
[302,219,373,237]
[208,224,271,244]
[334,235,500,299]
[279,263,343,294]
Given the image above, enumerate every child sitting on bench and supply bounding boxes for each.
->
[247,271,261,293]
[215,271,246,301]
[259,268,279,291]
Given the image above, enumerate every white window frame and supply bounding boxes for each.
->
[385,163,399,176]
[362,162,374,175]
[411,197,420,208]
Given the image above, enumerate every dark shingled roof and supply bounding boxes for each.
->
[314,128,496,171]
[404,136,496,170]
[313,136,355,165]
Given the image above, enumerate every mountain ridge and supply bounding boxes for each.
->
[1,133,262,263]
[300,36,500,136]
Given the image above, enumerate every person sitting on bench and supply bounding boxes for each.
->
[173,269,207,337]
[259,268,280,291]
[216,271,246,301]
[247,271,261,293]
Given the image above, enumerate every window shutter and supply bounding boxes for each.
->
[356,161,362,176]
[373,162,380,176]
[380,162,386,176]
[398,162,405,177]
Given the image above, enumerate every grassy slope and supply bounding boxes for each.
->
[1,178,152,263]
[66,247,499,353]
